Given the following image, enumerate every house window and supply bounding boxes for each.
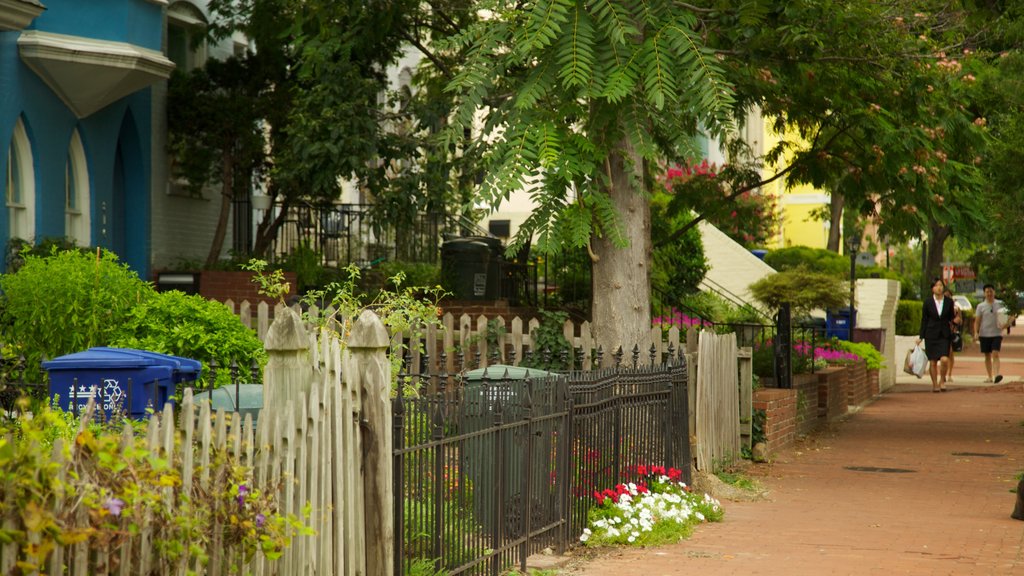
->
[65,129,90,246]
[6,117,34,242]
[167,1,207,72]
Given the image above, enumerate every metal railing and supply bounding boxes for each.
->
[393,350,690,575]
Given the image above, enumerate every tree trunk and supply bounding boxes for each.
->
[591,139,651,362]
[827,192,844,252]
[205,152,235,268]
[924,220,951,288]
[252,194,292,259]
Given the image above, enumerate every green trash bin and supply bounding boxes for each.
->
[459,365,558,537]
[193,384,263,429]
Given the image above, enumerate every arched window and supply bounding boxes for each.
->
[65,129,90,246]
[167,1,208,72]
[5,117,35,242]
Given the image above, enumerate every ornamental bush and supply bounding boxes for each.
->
[110,290,266,388]
[896,300,923,336]
[0,248,152,381]
[580,465,723,547]
[0,401,307,573]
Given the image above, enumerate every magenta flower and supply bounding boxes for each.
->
[255,513,266,528]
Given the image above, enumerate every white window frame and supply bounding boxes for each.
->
[6,117,35,242]
[167,1,208,72]
[65,128,90,246]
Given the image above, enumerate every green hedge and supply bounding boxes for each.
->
[896,300,923,336]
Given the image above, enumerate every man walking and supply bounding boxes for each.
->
[974,284,1008,384]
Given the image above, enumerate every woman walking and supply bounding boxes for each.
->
[917,278,955,392]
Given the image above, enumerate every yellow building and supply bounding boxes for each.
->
[759,119,832,250]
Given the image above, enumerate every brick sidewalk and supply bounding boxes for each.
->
[564,327,1024,576]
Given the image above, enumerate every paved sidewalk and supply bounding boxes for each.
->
[565,327,1024,575]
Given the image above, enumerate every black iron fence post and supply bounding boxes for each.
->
[392,391,405,576]
[774,303,793,389]
[557,379,572,553]
[431,397,445,572]
[491,398,505,576]
[519,379,535,572]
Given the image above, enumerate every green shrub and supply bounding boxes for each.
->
[832,340,885,370]
[748,268,848,316]
[896,300,923,336]
[0,402,305,572]
[0,248,153,380]
[110,291,266,388]
[764,246,848,277]
[376,260,441,292]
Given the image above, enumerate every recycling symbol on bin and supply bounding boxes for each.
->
[102,378,124,410]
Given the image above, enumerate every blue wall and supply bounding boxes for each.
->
[0,0,160,278]
[29,0,164,51]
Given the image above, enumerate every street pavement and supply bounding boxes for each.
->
[563,326,1024,575]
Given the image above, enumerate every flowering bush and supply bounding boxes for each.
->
[579,465,723,547]
[0,401,308,573]
[753,339,865,377]
[652,309,713,332]
[660,160,778,249]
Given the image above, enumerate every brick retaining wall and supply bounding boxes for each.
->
[753,388,797,453]
[817,367,848,422]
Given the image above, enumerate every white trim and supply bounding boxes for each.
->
[6,118,35,242]
[65,129,90,246]
[167,1,207,26]
[18,30,176,118]
[0,0,45,32]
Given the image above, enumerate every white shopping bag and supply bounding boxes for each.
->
[910,345,927,378]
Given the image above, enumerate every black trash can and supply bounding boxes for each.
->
[441,237,503,300]
[44,347,202,418]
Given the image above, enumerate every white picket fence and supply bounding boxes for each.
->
[221,299,687,371]
[0,307,392,575]
[221,298,752,471]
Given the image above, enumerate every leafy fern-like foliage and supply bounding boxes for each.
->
[443,0,735,254]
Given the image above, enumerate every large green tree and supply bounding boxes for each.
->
[657,1,988,291]
[444,0,736,352]
[170,0,470,264]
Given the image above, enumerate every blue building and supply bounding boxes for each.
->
[1,0,174,277]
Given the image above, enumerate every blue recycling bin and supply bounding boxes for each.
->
[825,309,857,341]
[43,347,202,418]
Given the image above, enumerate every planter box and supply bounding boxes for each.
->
[153,270,298,309]
[792,373,821,436]
[866,367,880,398]
[753,388,797,454]
[837,360,870,408]
[816,366,848,423]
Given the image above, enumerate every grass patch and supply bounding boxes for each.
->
[716,469,762,493]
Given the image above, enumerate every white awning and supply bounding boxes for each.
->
[18,30,176,118]
[0,0,45,31]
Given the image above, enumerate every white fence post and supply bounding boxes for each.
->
[263,305,313,420]
[345,310,394,576]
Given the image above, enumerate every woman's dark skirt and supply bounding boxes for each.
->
[924,337,950,361]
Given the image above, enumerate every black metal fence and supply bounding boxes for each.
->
[392,350,690,575]
[268,203,450,268]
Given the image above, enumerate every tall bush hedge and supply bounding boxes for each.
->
[0,249,264,385]
[0,249,152,379]
[896,300,923,336]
